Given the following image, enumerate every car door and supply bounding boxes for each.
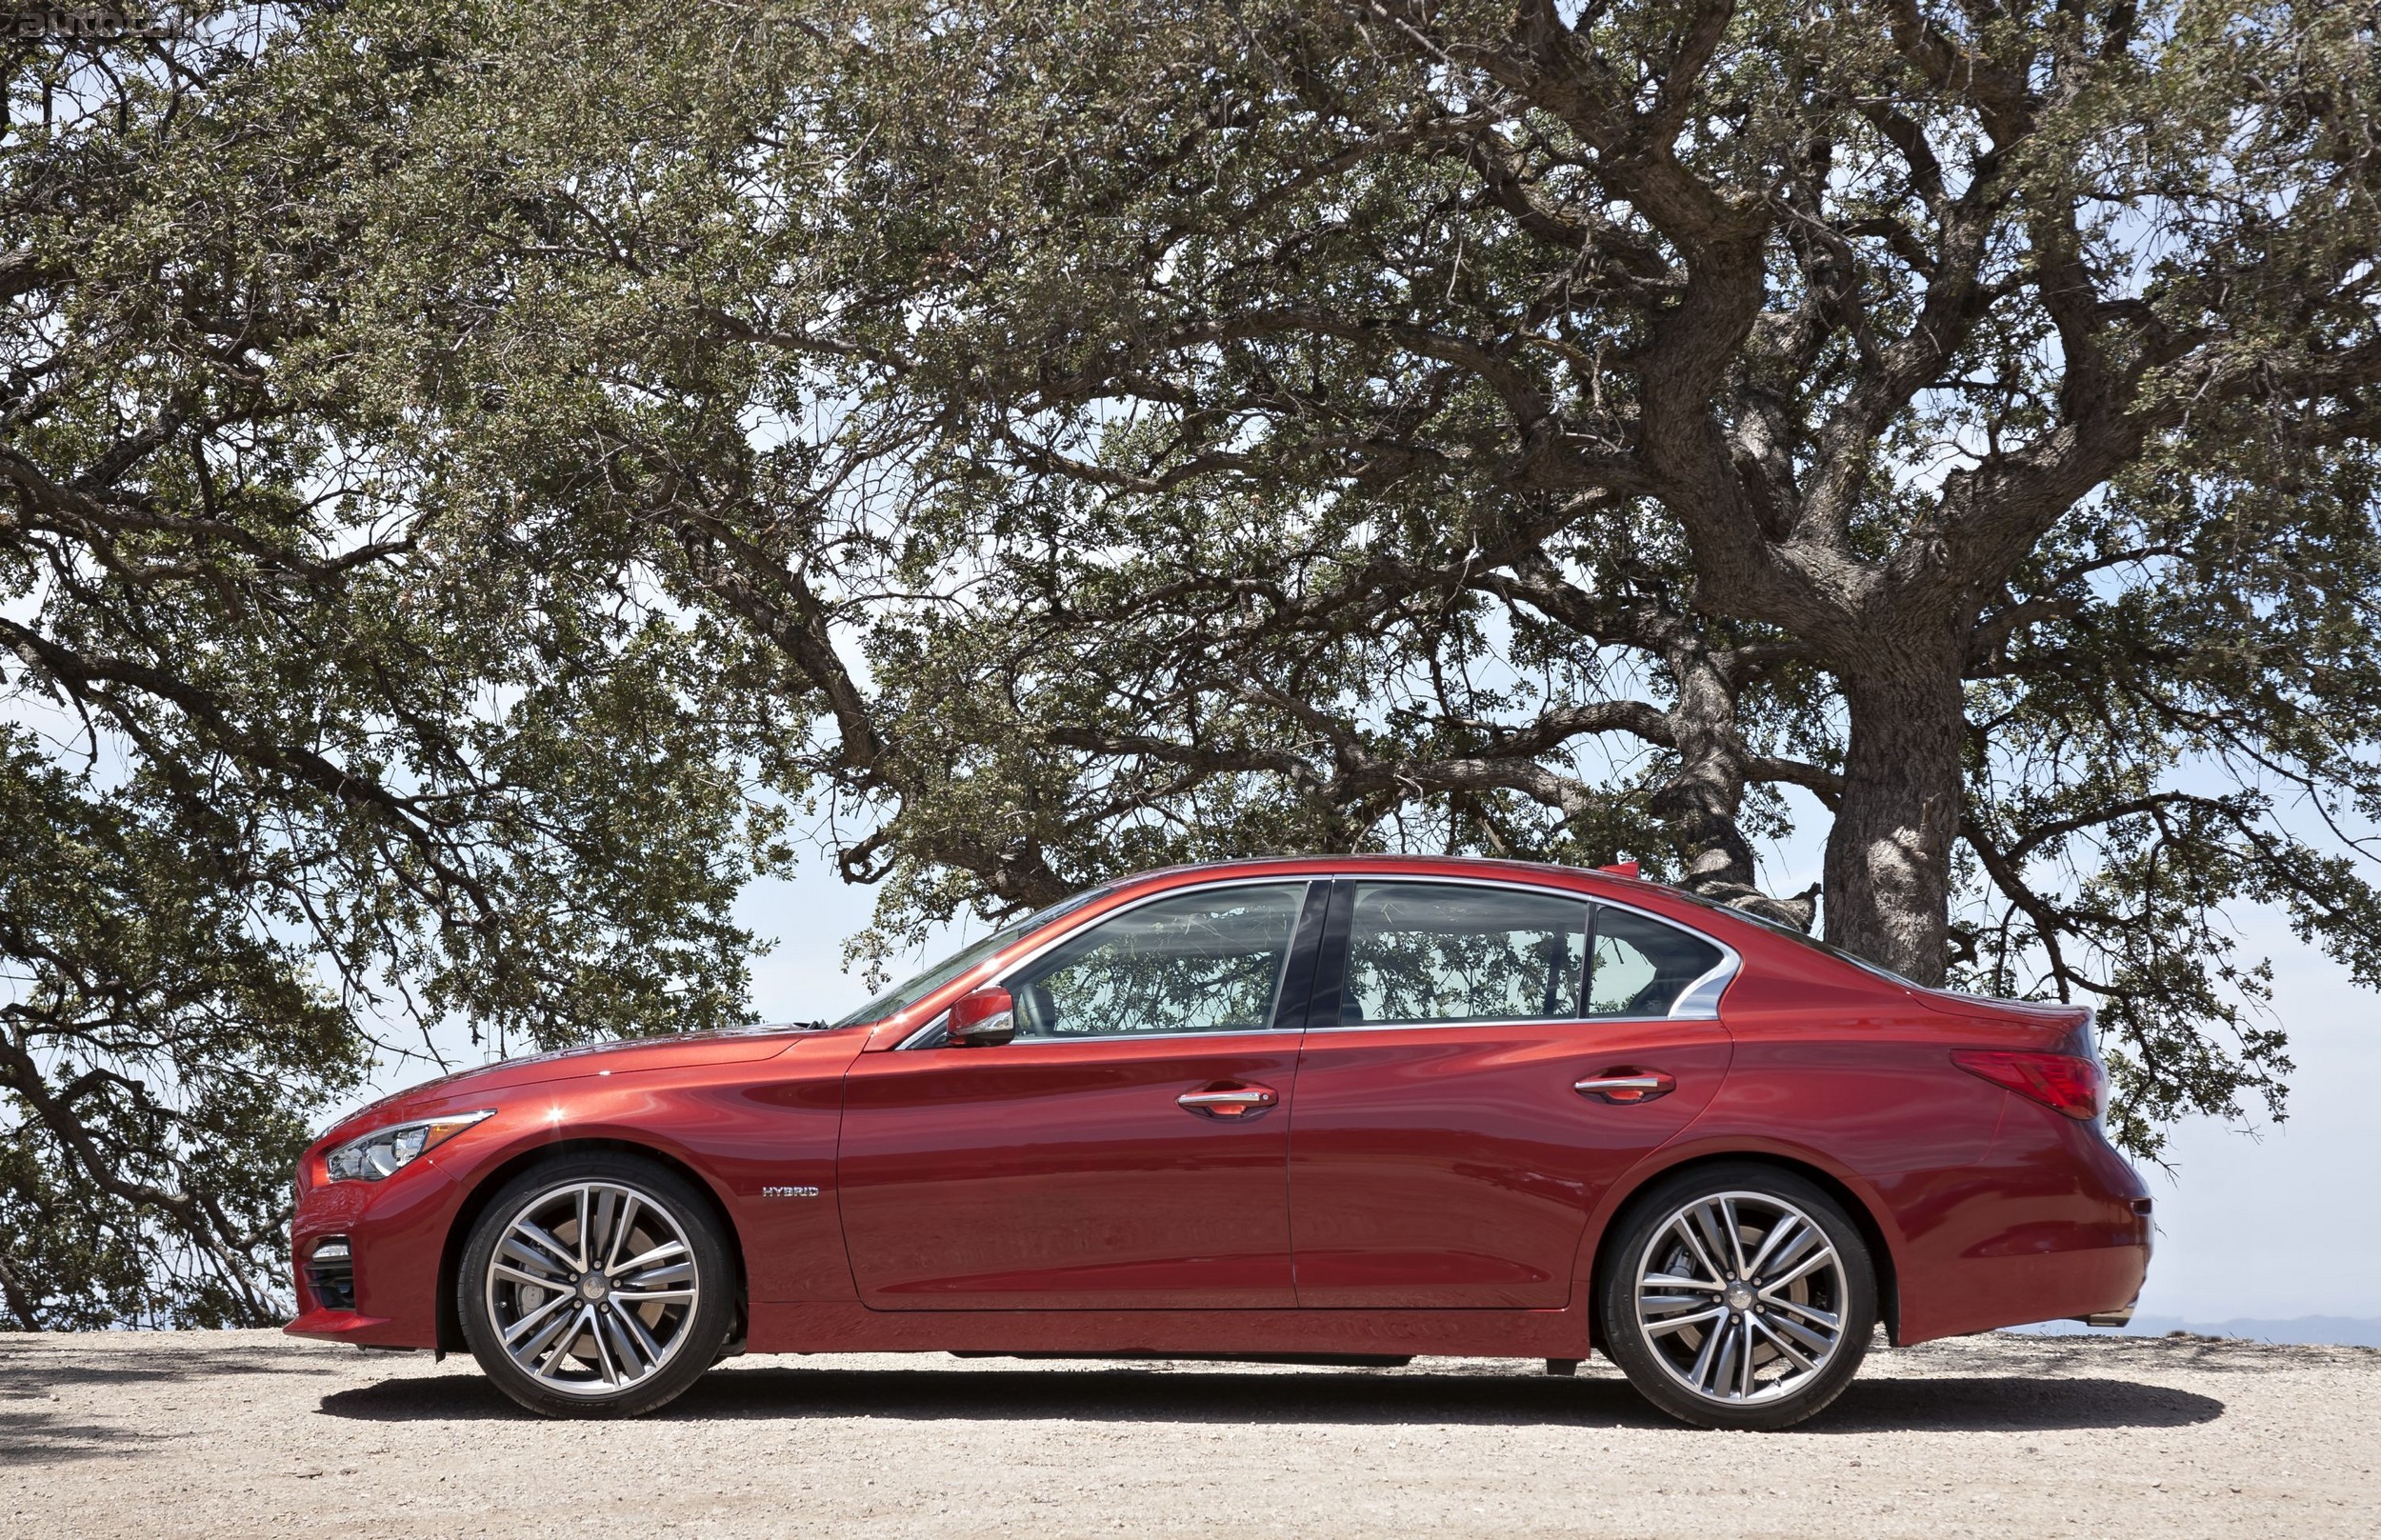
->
[837,880,1324,1309]
[1286,880,1735,1308]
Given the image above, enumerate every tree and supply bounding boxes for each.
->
[275,0,2381,1155]
[728,0,2381,1152]
[13,0,2380,1328]
[0,8,777,1327]
[214,0,2381,1162]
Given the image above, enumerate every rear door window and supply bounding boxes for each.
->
[1339,882,1590,1026]
[1586,905,1724,1017]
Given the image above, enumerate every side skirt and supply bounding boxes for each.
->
[747,1302,1590,1360]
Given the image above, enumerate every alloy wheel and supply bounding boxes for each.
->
[483,1180,703,1397]
[1631,1189,1850,1406]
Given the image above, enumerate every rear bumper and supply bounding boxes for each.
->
[1895,1108,2153,1343]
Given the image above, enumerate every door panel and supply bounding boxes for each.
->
[839,1034,1302,1308]
[1287,1019,1731,1306]
[836,880,1320,1310]
[1287,881,1733,1308]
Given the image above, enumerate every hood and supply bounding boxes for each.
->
[338,1024,830,1125]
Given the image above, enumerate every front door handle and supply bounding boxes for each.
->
[1574,1070,1675,1105]
[1178,1084,1278,1119]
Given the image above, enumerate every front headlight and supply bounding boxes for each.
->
[323,1110,494,1183]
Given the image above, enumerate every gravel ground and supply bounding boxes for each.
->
[3,1329,2374,1538]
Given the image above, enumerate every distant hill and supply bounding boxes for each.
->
[2011,1315,2381,1348]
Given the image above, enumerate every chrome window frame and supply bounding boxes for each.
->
[1312,872,1740,1031]
[894,870,1741,1049]
[896,878,1320,1050]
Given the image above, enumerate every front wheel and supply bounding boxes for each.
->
[1596,1164,1877,1430]
[458,1152,734,1418]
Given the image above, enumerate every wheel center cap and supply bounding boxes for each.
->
[1724,1280,1755,1312]
[578,1271,610,1302]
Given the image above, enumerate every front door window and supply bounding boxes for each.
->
[1009,883,1307,1038]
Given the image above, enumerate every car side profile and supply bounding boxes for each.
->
[287,855,2151,1429]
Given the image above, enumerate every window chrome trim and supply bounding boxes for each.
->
[890,870,1741,1048]
[908,1024,1293,1050]
[892,878,1317,1050]
[896,1009,952,1050]
[1311,871,1740,1028]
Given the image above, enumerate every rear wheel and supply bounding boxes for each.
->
[1596,1164,1877,1430]
[459,1152,734,1418]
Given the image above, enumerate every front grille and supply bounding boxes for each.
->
[306,1236,356,1311]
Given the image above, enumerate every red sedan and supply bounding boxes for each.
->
[287,855,2151,1429]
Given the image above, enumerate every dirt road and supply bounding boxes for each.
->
[3,1329,2372,1537]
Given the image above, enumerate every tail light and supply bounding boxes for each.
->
[1952,1050,2106,1121]
[305,1235,356,1310]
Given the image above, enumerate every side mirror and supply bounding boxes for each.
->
[945,985,1016,1047]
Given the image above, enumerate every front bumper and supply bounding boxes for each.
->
[285,1158,463,1350]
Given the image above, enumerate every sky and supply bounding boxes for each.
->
[715,859,2381,1332]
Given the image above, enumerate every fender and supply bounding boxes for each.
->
[1568,1129,1915,1342]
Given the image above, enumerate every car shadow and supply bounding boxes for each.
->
[316,1362,2224,1432]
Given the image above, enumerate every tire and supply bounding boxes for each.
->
[458,1151,735,1418]
[1595,1162,1877,1430]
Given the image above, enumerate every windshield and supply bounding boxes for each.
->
[829,889,1106,1028]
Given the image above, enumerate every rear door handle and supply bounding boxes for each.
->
[1574,1071,1675,1105]
[1178,1084,1278,1119]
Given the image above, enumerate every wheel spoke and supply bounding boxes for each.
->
[608,1298,665,1368]
[1644,1305,1729,1337]
[1760,1248,1835,1294]
[495,1243,570,1284]
[499,1288,574,1343]
[589,1188,619,1272]
[1686,1315,1725,1392]
[1749,1312,1820,1375]
[1642,1272,1726,1294]
[1641,1293,1723,1313]
[510,1294,578,1351]
[573,1187,593,1270]
[1743,1214,1801,1280]
[613,1239,688,1277]
[1771,1309,1835,1354]
[1689,1203,1736,1275]
[533,1306,591,1380]
[1718,1197,1751,1278]
[587,1308,624,1386]
[1707,1312,1741,1397]
[507,1218,582,1276]
[1668,1214,1730,1287]
[1761,1292,1841,1333]
[606,1194,641,1270]
[610,1287,694,1303]
[1753,1225,1824,1288]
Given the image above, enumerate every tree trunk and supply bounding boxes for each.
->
[1822,656,1967,985]
[1633,619,1816,930]
[1649,621,1758,885]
